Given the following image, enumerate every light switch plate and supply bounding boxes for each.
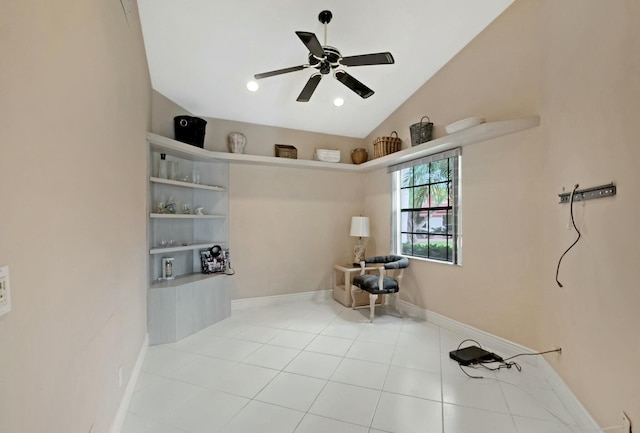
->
[0,265,11,317]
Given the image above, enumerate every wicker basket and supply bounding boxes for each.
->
[373,131,402,158]
[275,144,297,159]
[409,116,433,146]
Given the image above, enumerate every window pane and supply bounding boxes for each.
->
[401,188,410,209]
[400,168,413,187]
[401,233,412,255]
[413,186,429,208]
[430,184,448,207]
[428,210,446,233]
[429,159,449,183]
[411,239,429,258]
[413,164,428,185]
[445,209,453,235]
[428,235,449,260]
[400,211,412,233]
[414,211,428,235]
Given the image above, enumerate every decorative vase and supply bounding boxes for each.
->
[227,132,246,154]
[351,148,368,164]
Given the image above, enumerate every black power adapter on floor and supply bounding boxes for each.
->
[449,345,504,366]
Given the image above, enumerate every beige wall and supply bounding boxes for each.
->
[537,0,640,427]
[365,0,543,348]
[364,0,639,427]
[151,92,367,299]
[0,1,151,432]
[229,165,364,299]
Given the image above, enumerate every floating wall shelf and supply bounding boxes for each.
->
[147,115,540,173]
[150,177,225,191]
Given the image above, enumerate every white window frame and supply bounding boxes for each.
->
[390,148,462,265]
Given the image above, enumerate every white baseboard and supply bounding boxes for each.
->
[232,289,332,310]
[399,301,538,367]
[540,360,603,432]
[109,333,148,433]
[398,300,601,432]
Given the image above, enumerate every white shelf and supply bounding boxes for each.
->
[146,115,540,173]
[359,116,541,172]
[150,213,225,219]
[149,242,224,255]
[150,177,225,191]
[150,271,226,289]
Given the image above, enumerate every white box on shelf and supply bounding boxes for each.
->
[314,149,340,163]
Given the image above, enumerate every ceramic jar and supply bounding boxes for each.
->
[227,132,247,154]
[351,148,368,164]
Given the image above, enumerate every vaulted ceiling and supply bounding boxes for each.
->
[138,0,514,138]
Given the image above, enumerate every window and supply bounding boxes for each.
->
[390,148,461,264]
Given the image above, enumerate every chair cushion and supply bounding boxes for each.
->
[353,274,399,294]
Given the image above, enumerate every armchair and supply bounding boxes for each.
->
[351,255,409,322]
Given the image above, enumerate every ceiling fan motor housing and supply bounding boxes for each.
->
[308,46,340,74]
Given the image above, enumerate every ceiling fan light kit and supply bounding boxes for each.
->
[254,10,395,102]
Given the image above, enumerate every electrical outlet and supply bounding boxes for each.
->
[0,266,11,317]
[622,411,631,433]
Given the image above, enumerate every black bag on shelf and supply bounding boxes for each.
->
[174,115,207,148]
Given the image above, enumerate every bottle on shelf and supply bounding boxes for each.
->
[158,153,168,179]
[161,256,174,280]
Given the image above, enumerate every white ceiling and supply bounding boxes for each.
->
[138,0,514,138]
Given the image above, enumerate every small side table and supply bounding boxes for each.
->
[333,264,383,308]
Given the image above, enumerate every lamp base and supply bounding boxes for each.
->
[353,243,365,264]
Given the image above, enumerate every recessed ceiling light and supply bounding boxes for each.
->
[246,81,259,92]
[333,97,344,107]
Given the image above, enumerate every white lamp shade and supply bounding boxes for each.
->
[350,216,370,237]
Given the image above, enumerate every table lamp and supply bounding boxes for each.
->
[350,216,370,265]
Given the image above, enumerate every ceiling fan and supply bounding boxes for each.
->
[254,10,395,102]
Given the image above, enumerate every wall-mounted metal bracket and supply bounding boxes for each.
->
[559,182,616,204]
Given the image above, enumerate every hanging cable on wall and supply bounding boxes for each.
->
[555,184,581,287]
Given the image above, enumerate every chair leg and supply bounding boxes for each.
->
[369,294,378,322]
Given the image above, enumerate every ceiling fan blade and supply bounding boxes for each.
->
[334,70,374,99]
[254,65,307,80]
[295,31,325,58]
[340,52,395,67]
[296,74,322,102]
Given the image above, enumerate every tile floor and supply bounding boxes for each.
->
[123,297,584,433]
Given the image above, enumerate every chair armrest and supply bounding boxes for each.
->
[358,261,366,275]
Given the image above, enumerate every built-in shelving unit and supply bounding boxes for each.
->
[147,136,231,345]
[146,115,540,173]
